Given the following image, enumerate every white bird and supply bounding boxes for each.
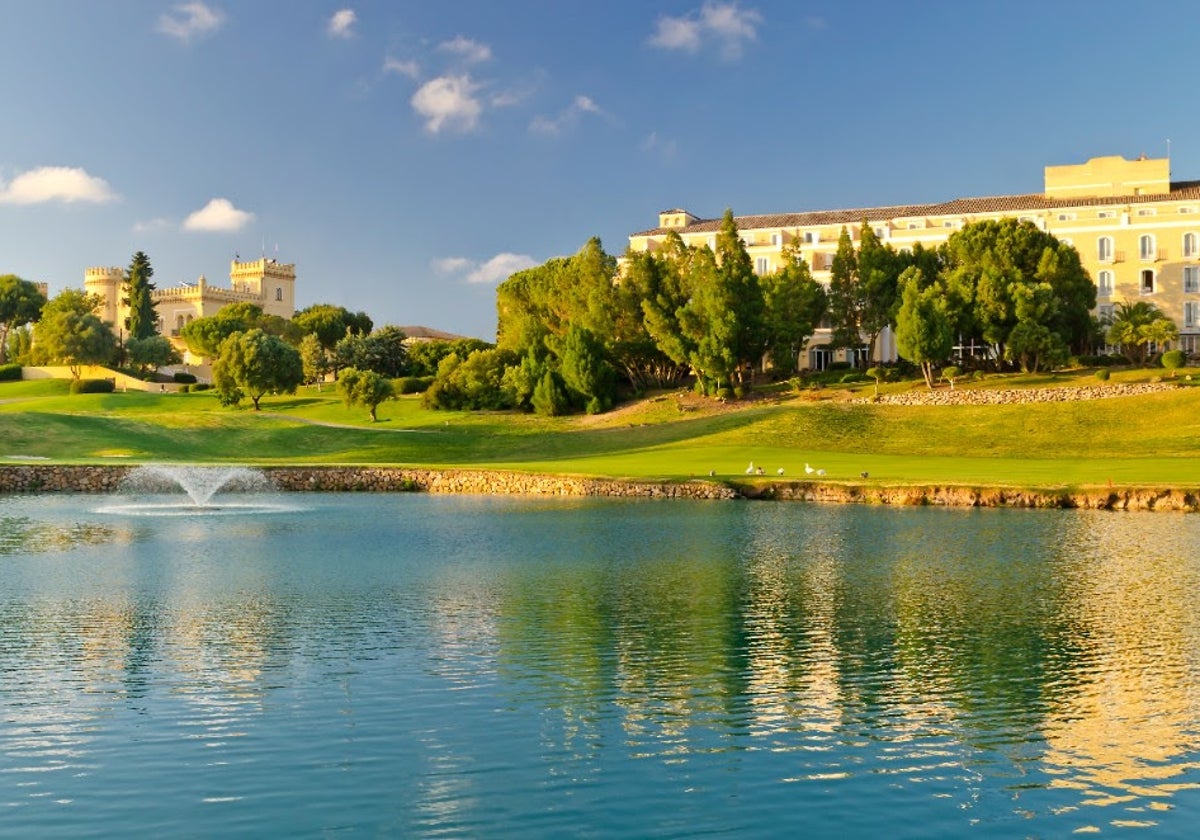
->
[746,461,755,475]
[777,467,785,475]
[817,468,826,476]
[804,463,815,475]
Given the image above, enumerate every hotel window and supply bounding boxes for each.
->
[1186,233,1198,258]
[1183,207,1198,215]
[1097,270,1113,295]
[275,287,283,301]
[1057,212,1076,221]
[771,233,781,246]
[874,227,886,238]
[1097,236,1113,262]
[803,231,817,244]
[755,257,771,275]
[1137,207,1157,217]
[1098,303,1114,322]
[942,220,954,228]
[1097,210,1115,219]
[1139,234,1156,261]
[907,221,921,230]
[1187,302,1200,328]
[1186,266,1200,293]
[1141,269,1156,294]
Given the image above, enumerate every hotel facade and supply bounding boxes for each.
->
[628,155,1200,369]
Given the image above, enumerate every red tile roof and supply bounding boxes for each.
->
[630,181,1200,237]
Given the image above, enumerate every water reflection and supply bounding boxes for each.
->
[4,495,1200,836]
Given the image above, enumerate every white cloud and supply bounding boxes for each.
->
[436,253,538,285]
[411,74,482,133]
[383,57,420,78]
[183,198,254,232]
[649,2,762,60]
[530,95,607,136]
[641,131,679,161]
[438,35,492,64]
[157,1,224,44]
[0,166,117,205]
[433,257,473,274]
[327,9,357,39]
[467,253,538,284]
[132,217,173,234]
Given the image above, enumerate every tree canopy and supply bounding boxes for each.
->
[212,328,303,410]
[0,274,47,365]
[31,289,117,377]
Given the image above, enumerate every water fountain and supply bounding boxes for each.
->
[97,464,299,516]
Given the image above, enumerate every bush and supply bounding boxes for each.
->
[1161,349,1186,376]
[1078,354,1123,367]
[192,382,211,392]
[173,371,197,384]
[840,372,867,384]
[0,363,21,382]
[178,384,191,393]
[395,376,434,395]
[70,378,115,394]
[1095,368,1111,381]
[828,361,852,371]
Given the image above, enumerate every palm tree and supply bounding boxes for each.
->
[1105,301,1178,366]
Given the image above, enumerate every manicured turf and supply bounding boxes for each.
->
[1,371,1197,489]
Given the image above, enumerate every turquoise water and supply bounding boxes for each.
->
[3,492,1200,837]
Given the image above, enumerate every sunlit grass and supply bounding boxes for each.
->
[1,371,1198,489]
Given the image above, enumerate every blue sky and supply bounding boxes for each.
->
[2,1,1199,341]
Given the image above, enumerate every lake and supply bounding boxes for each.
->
[2,491,1200,837]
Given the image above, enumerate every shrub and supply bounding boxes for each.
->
[828,361,852,371]
[70,378,115,394]
[1095,368,1111,381]
[192,382,211,392]
[178,384,191,393]
[173,371,197,384]
[395,376,433,395]
[0,363,21,382]
[1161,349,1186,377]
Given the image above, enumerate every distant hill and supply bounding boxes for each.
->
[397,325,474,343]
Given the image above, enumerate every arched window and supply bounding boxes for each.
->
[1186,232,1198,258]
[1139,234,1156,261]
[1097,236,1113,261]
[1141,269,1155,294]
[1097,270,1113,295]
[275,287,283,301]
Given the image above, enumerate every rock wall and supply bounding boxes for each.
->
[1,464,1196,511]
[857,382,1178,406]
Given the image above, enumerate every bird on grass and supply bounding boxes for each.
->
[860,471,869,479]
[777,467,785,476]
[804,463,815,475]
[746,461,755,475]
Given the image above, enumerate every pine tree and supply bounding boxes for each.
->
[123,251,158,340]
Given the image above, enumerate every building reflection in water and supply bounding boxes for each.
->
[1040,512,1200,828]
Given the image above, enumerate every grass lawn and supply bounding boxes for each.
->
[1,369,1198,489]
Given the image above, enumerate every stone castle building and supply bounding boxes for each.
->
[84,257,296,345]
[628,154,1200,369]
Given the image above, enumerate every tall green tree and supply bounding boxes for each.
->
[856,222,902,364]
[334,325,409,378]
[826,227,861,358]
[941,219,1093,366]
[293,304,373,351]
[759,244,827,375]
[122,251,158,340]
[212,328,303,410]
[679,210,765,395]
[894,268,952,389]
[0,274,47,365]
[126,335,181,376]
[31,289,117,378]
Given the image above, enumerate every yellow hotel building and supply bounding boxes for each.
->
[628,154,1200,368]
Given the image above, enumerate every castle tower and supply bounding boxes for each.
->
[229,257,296,319]
[83,266,124,327]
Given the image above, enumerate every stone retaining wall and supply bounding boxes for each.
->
[1,464,1196,511]
[857,382,1178,406]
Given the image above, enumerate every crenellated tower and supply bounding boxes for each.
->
[229,257,296,319]
[83,266,124,327]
